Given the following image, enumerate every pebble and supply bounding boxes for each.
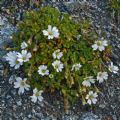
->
[99,104,106,109]
[16,101,22,106]
[27,114,32,118]
[9,75,16,84]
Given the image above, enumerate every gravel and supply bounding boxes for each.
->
[0,0,120,120]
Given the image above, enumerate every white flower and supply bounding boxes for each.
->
[42,25,59,39]
[52,49,63,59]
[30,88,43,103]
[92,40,108,51]
[86,91,98,105]
[97,72,108,83]
[108,62,119,74]
[77,34,81,40]
[17,50,32,63]
[52,60,64,72]
[38,65,49,76]
[5,51,22,69]
[21,41,28,49]
[14,77,30,95]
[71,63,82,71]
[82,76,95,87]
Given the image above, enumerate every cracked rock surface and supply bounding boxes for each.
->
[0,0,120,120]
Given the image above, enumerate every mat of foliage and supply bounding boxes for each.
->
[10,6,111,110]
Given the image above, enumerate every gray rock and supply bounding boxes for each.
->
[9,75,16,84]
[16,100,22,106]
[79,112,99,120]
[0,63,4,76]
[99,104,106,109]
[0,17,16,60]
[0,25,16,47]
[0,1,120,120]
[62,110,79,120]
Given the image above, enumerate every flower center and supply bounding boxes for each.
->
[20,81,25,86]
[56,52,59,55]
[97,41,102,46]
[42,69,46,73]
[55,65,58,69]
[22,56,26,60]
[89,95,93,100]
[35,92,40,97]
[48,31,52,35]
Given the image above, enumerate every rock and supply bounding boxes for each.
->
[99,104,106,109]
[0,63,4,76]
[27,114,32,118]
[16,100,22,106]
[62,111,79,120]
[79,112,99,120]
[0,1,120,120]
[0,25,16,48]
[0,17,16,60]
[9,75,16,84]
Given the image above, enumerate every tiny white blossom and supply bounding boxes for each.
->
[30,88,43,103]
[71,63,82,71]
[92,40,108,51]
[97,72,108,83]
[82,76,95,87]
[38,65,49,76]
[21,41,28,49]
[42,25,59,39]
[108,62,119,74]
[14,77,30,95]
[17,50,32,63]
[52,49,63,59]
[5,51,22,69]
[52,60,64,72]
[86,91,98,105]
[77,34,81,40]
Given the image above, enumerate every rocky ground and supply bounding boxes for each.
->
[0,0,120,120]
